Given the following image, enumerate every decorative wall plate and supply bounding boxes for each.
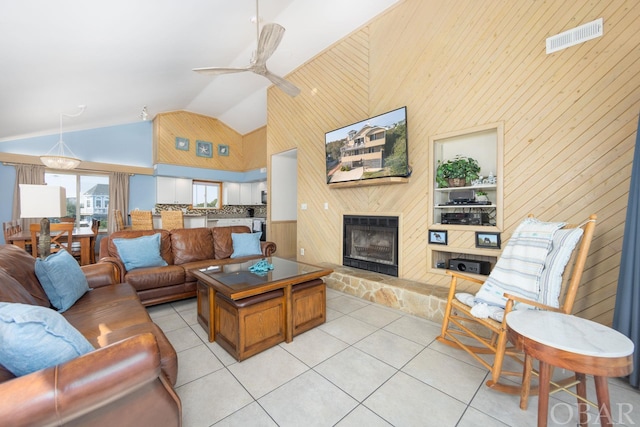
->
[175,137,189,151]
[196,140,213,158]
[218,144,229,156]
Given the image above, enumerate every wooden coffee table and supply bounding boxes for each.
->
[193,257,332,354]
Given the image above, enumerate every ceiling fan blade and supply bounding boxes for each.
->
[254,23,285,66]
[264,70,301,97]
[192,66,250,75]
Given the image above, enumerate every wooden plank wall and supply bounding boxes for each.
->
[243,127,267,171]
[154,111,244,170]
[266,0,640,325]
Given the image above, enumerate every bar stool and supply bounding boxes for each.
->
[507,310,634,427]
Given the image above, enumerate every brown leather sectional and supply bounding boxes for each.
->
[0,244,181,426]
[98,226,277,306]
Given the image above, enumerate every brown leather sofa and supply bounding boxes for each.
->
[0,244,181,427]
[99,226,277,306]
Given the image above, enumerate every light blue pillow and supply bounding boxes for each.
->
[35,250,90,312]
[113,233,168,271]
[0,302,94,376]
[230,232,262,258]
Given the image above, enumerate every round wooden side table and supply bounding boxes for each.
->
[506,310,634,427]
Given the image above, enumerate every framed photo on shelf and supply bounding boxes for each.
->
[428,230,448,245]
[218,144,229,156]
[175,137,189,151]
[476,231,501,249]
[196,140,213,158]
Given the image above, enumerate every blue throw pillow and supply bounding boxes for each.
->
[35,250,90,312]
[0,302,94,376]
[113,233,168,271]
[230,232,262,258]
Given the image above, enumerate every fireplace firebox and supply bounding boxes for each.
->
[343,215,399,277]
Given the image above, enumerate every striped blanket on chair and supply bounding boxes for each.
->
[472,217,565,315]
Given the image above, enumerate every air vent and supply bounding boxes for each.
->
[546,18,603,54]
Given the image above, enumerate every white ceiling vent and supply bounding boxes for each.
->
[546,18,603,54]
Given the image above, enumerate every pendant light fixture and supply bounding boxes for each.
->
[40,105,86,170]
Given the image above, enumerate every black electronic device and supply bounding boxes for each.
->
[442,200,492,206]
[448,189,475,203]
[441,212,490,225]
[448,258,491,275]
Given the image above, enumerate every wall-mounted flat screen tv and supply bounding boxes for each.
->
[325,106,408,184]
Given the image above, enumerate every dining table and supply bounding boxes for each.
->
[6,227,96,266]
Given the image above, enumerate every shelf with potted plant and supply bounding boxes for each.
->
[427,122,504,277]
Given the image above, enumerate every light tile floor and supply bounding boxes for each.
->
[147,289,640,427]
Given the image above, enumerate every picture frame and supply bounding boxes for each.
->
[428,230,448,245]
[175,137,189,151]
[218,144,229,156]
[476,231,501,249]
[196,140,213,158]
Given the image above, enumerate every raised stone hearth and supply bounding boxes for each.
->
[320,263,452,323]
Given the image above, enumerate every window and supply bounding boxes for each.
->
[45,172,109,230]
[192,180,222,209]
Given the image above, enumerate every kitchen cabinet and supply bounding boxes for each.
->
[157,177,192,204]
[223,181,266,205]
[251,181,266,204]
[184,216,207,228]
[213,218,254,228]
[240,183,252,205]
[223,182,241,205]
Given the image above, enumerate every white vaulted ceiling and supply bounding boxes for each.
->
[0,0,400,142]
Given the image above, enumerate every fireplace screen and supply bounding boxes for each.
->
[343,215,399,276]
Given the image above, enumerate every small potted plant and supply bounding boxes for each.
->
[475,190,489,202]
[436,155,481,188]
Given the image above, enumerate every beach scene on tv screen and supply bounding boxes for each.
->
[325,107,408,184]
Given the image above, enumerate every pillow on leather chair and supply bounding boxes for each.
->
[230,232,262,258]
[113,233,168,271]
[0,302,94,376]
[35,250,90,312]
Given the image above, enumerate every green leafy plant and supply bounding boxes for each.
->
[436,155,481,188]
[476,190,487,196]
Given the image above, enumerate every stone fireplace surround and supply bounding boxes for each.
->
[328,215,482,323]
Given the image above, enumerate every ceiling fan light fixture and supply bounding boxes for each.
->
[40,106,85,170]
[193,0,300,97]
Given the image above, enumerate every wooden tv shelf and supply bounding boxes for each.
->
[328,176,409,189]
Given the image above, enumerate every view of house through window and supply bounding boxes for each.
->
[192,180,221,209]
[45,172,109,230]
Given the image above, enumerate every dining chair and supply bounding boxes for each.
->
[130,210,154,230]
[437,214,597,396]
[114,209,130,231]
[29,222,76,259]
[3,220,18,242]
[160,210,184,230]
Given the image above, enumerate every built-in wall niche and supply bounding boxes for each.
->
[427,122,504,277]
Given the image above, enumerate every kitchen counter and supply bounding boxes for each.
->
[153,211,265,230]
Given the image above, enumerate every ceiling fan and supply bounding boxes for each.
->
[193,1,300,97]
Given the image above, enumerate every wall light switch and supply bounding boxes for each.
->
[301,203,307,210]
[324,202,329,210]
[300,248,305,256]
